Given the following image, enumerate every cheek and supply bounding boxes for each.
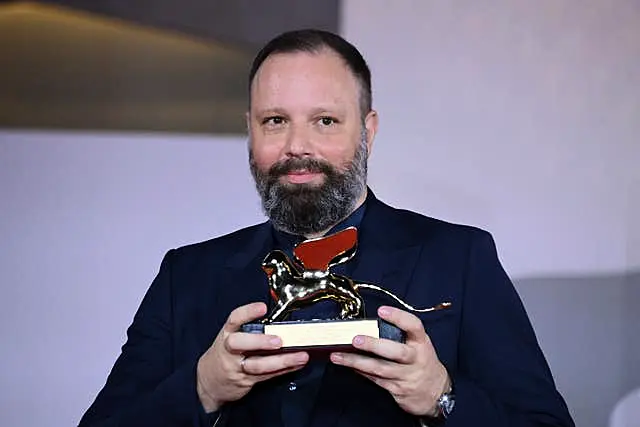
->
[319,143,358,169]
[250,142,280,171]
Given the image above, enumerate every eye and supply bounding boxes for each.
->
[262,116,285,126]
[318,116,337,126]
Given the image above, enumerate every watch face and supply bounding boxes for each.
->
[439,393,455,417]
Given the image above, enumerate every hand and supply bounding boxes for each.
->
[329,306,450,417]
[196,302,309,413]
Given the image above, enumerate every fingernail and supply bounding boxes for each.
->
[353,335,364,345]
[297,353,308,363]
[331,353,343,363]
[378,306,390,317]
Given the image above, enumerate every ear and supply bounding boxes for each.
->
[363,109,379,156]
[245,111,251,134]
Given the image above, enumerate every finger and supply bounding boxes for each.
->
[251,362,309,384]
[378,306,428,343]
[351,335,415,364]
[225,332,282,353]
[224,302,268,333]
[330,351,401,380]
[242,351,309,376]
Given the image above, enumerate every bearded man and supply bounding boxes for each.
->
[79,29,574,427]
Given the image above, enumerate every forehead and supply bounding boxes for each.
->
[250,49,360,111]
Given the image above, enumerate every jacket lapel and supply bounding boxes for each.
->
[214,223,274,328]
[351,244,423,317]
[212,223,276,427]
[350,193,424,316]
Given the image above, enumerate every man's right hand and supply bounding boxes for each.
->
[196,302,309,413]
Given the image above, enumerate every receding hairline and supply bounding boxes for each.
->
[250,47,358,87]
[248,47,371,118]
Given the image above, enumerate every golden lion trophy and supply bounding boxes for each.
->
[241,227,451,352]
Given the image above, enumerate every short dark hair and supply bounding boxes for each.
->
[248,29,372,118]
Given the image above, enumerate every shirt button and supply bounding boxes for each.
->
[288,382,297,391]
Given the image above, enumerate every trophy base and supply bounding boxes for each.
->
[241,317,405,354]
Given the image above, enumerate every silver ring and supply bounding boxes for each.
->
[240,355,247,372]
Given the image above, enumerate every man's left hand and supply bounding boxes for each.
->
[330,305,451,417]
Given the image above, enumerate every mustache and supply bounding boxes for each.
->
[267,157,335,177]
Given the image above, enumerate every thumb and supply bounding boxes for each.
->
[223,302,267,333]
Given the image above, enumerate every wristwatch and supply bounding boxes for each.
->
[436,390,456,418]
[417,389,456,426]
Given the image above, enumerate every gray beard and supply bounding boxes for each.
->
[249,131,368,236]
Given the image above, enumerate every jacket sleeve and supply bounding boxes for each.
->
[444,230,574,427]
[78,250,218,427]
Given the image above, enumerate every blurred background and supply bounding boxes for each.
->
[1,1,638,426]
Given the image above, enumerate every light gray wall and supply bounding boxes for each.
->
[0,131,264,426]
[342,0,640,278]
[628,146,640,270]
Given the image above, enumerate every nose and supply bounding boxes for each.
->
[284,123,312,157]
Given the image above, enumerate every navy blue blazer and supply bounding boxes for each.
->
[79,192,574,427]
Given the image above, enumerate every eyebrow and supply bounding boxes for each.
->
[252,107,288,117]
[252,106,347,118]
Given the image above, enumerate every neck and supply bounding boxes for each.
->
[302,188,368,239]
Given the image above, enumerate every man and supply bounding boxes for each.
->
[79,29,575,427]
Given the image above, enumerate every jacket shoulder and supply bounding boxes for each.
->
[167,222,269,263]
[375,199,492,244]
